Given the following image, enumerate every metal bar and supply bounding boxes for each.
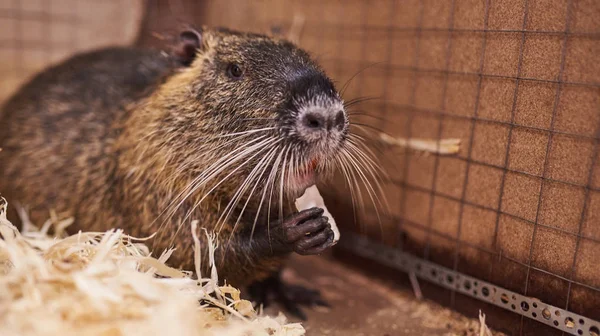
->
[489,4,530,325]
[0,41,80,49]
[559,3,584,335]
[43,0,52,63]
[318,60,600,89]
[276,22,600,38]
[376,0,399,157]
[358,100,599,142]
[450,0,491,307]
[351,0,371,235]
[397,0,425,254]
[333,0,345,82]
[373,0,400,242]
[0,9,78,23]
[12,0,22,75]
[370,103,600,141]
[70,0,78,50]
[519,0,570,332]
[425,0,455,264]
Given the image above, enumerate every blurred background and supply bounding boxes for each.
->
[1,1,599,335]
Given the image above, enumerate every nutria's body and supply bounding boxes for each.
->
[0,28,350,311]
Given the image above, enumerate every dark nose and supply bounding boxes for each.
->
[301,110,345,132]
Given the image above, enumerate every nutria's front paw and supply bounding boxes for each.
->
[279,207,335,255]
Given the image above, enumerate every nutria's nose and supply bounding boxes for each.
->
[301,110,345,132]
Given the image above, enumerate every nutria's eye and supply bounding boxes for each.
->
[227,63,243,79]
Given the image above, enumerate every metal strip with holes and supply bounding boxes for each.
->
[338,233,600,336]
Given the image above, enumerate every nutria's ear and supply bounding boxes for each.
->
[174,29,202,67]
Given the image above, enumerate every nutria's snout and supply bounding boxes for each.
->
[282,69,348,155]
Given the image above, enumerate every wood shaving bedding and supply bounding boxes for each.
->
[0,198,305,336]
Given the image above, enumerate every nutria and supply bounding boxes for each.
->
[0,27,373,319]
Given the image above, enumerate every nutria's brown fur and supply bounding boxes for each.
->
[0,27,354,293]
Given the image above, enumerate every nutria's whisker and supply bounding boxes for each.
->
[265,144,287,248]
[239,117,278,121]
[343,96,379,109]
[344,148,370,219]
[340,62,384,96]
[165,134,256,187]
[250,143,284,240]
[215,127,276,138]
[157,135,272,226]
[293,147,300,183]
[177,137,281,227]
[340,133,390,238]
[285,149,294,191]
[279,146,292,222]
[217,142,279,234]
[349,122,386,135]
[222,145,280,258]
[247,145,280,239]
[348,135,385,181]
[348,136,389,182]
[341,149,365,211]
[344,144,385,222]
[160,136,276,232]
[335,154,359,226]
[179,136,271,199]
[346,110,387,119]
[150,127,273,190]
[346,125,392,159]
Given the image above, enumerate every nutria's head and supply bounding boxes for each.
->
[147,27,349,197]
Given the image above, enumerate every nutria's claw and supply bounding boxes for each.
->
[279,207,335,255]
[247,273,330,321]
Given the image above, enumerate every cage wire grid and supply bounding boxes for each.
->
[1,0,599,335]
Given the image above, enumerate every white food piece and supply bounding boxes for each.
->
[294,185,340,243]
[379,132,461,155]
